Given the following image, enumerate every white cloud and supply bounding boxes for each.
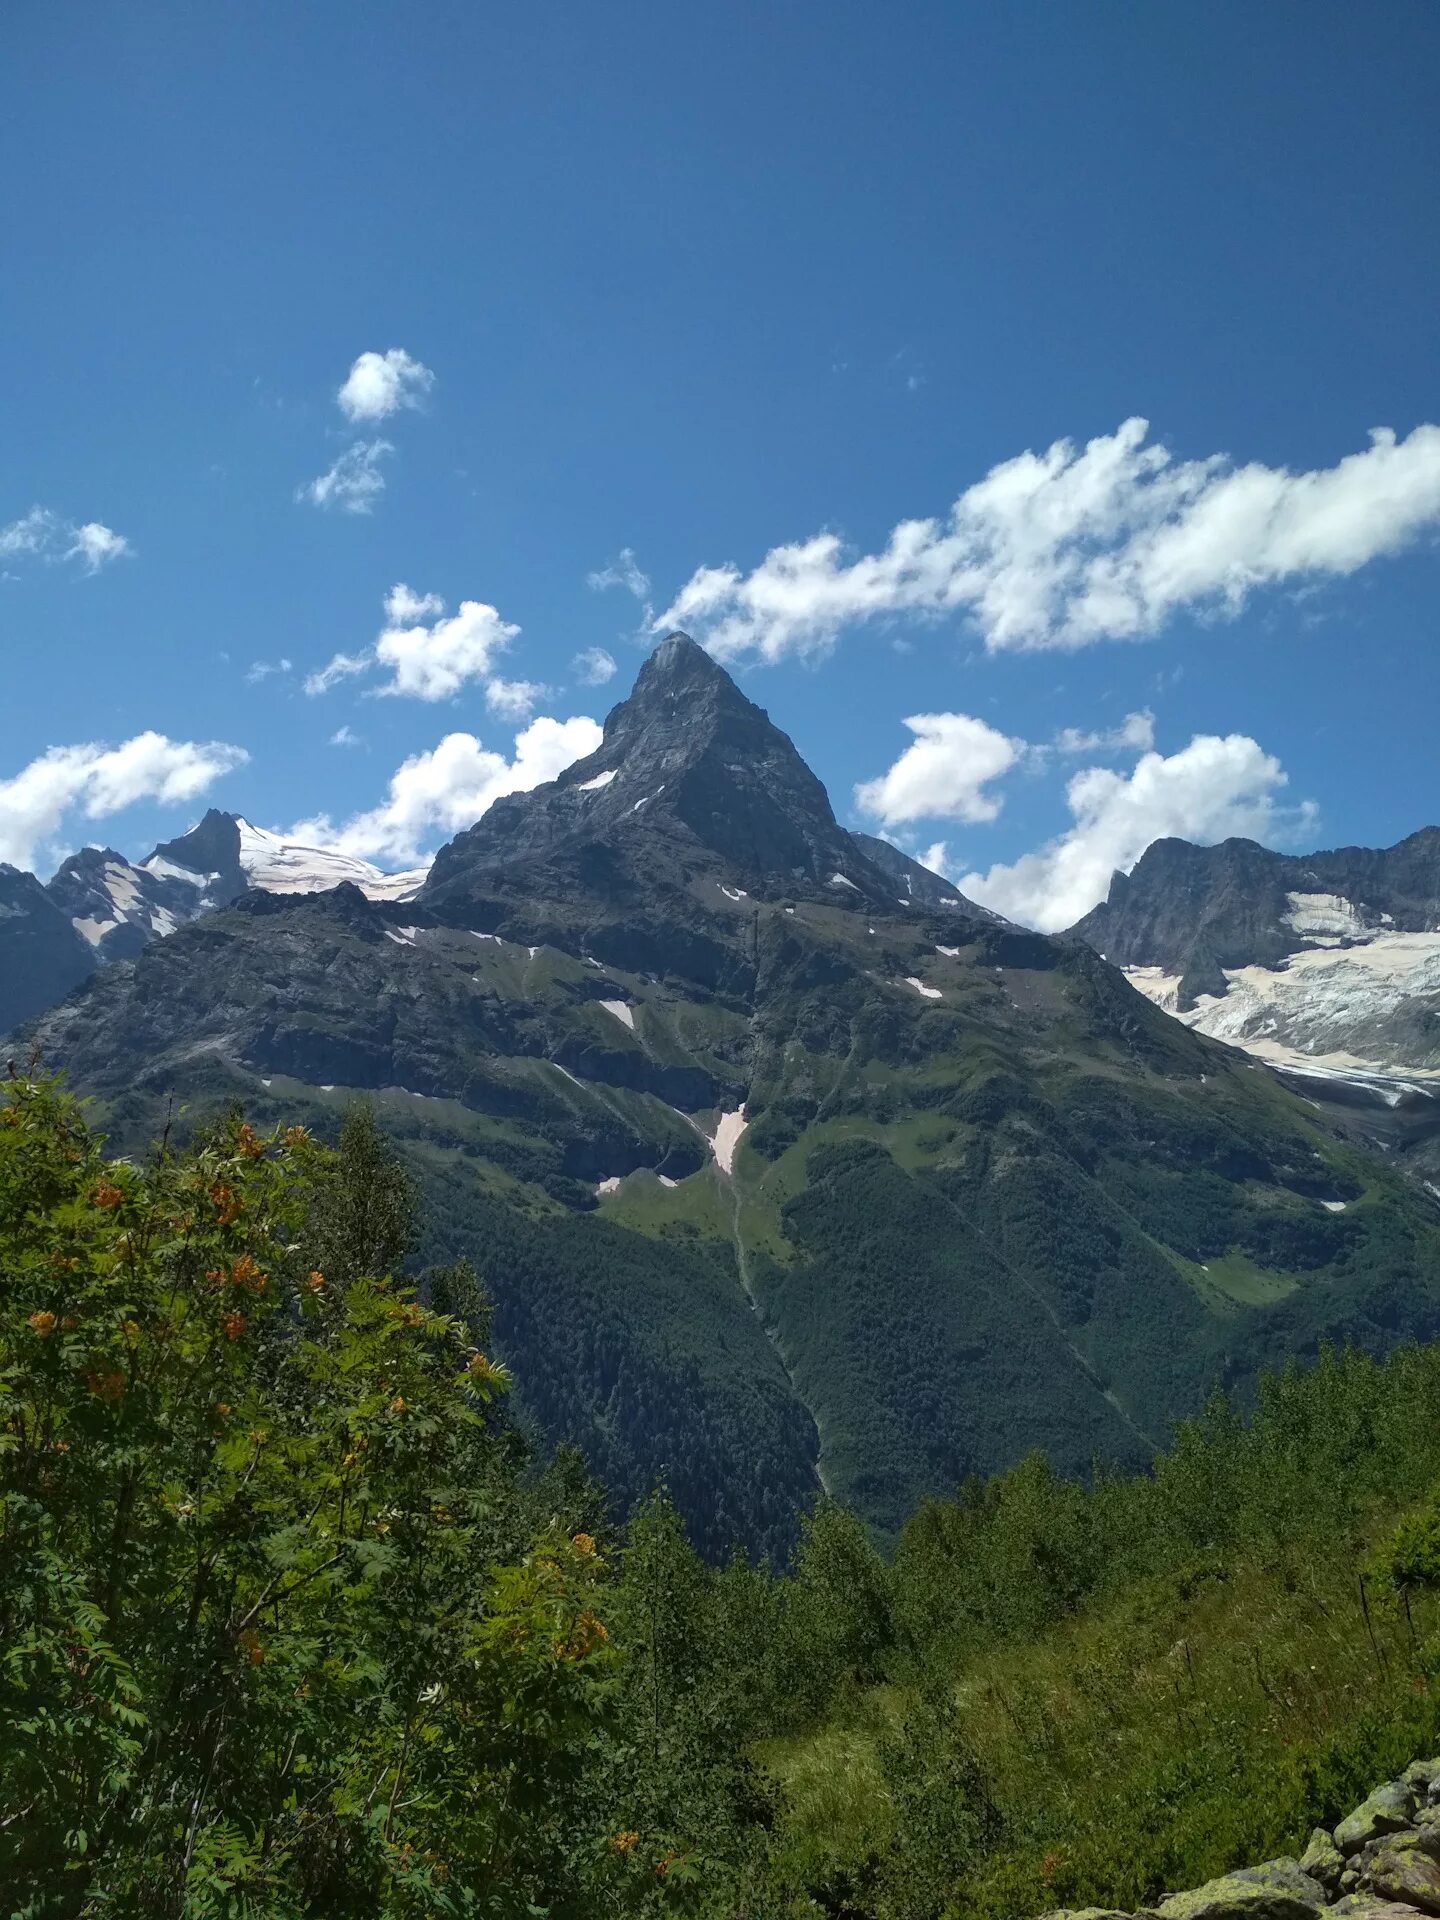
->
[298,439,393,514]
[572,646,618,686]
[587,548,651,600]
[337,348,435,423]
[304,585,532,707]
[658,419,1440,661]
[0,733,249,873]
[329,725,362,748]
[304,651,370,697]
[291,715,603,864]
[961,734,1318,932]
[374,595,520,702]
[854,712,1024,828]
[246,657,293,685]
[484,676,550,721]
[916,840,953,880]
[1,507,132,573]
[1052,709,1155,755]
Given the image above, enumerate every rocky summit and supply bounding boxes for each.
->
[18,638,1440,1557]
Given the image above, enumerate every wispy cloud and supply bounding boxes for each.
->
[245,657,293,685]
[1,507,132,574]
[658,419,1440,662]
[0,733,249,873]
[297,439,394,514]
[587,548,651,600]
[337,348,435,423]
[1052,710,1155,756]
[329,725,362,748]
[291,715,603,865]
[571,646,618,686]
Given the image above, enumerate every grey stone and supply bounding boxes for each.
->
[1362,1834,1440,1914]
[1155,1859,1326,1919]
[1336,1783,1419,1856]
[1298,1827,1345,1896]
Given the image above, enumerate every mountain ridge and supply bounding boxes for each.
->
[16,640,1440,1555]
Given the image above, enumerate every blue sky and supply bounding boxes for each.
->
[3,1,1437,927]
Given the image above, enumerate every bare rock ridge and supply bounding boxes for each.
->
[1066,829,1440,1168]
[1040,1752,1440,1918]
[1071,830,1440,1010]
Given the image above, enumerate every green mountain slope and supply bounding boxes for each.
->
[24,638,1440,1550]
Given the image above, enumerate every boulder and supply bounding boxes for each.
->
[1336,1783,1419,1856]
[1362,1834,1440,1914]
[1330,1900,1434,1918]
[1154,1859,1326,1919]
[1298,1827,1345,1896]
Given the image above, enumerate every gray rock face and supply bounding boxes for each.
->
[420,634,906,974]
[0,863,95,1035]
[1070,831,1440,1009]
[1336,1783,1419,1856]
[1154,1859,1326,1919]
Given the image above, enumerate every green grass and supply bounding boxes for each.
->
[758,1512,1440,1919]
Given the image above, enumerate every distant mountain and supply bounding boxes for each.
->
[21,638,1440,1557]
[1069,831,1440,1080]
[0,865,95,1036]
[0,813,426,1033]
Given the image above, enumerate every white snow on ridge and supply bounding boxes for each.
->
[233,819,427,901]
[142,853,214,888]
[75,916,120,947]
[599,999,636,1031]
[1122,931,1440,1085]
[577,769,618,792]
[904,977,943,1000]
[935,945,960,958]
[829,872,859,890]
[1283,891,1373,941]
[719,885,748,901]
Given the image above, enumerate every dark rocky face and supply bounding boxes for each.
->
[1070,828,1440,1006]
[0,864,96,1034]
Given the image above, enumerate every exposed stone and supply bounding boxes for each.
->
[1330,1900,1435,1918]
[1336,1782,1419,1855]
[1362,1833,1440,1914]
[1154,1858,1326,1919]
[1297,1827,1344,1896]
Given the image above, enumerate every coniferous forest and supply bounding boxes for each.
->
[8,1074,1440,1918]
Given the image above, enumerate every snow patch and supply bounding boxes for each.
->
[712,1106,748,1174]
[577,769,618,792]
[596,1176,622,1195]
[1321,1199,1348,1213]
[719,885,748,902]
[470,931,502,944]
[658,1175,679,1188]
[142,853,213,888]
[829,872,858,890]
[74,916,120,946]
[904,977,943,1000]
[385,928,418,946]
[1283,891,1371,940]
[935,945,960,958]
[599,999,636,1031]
[102,862,141,913]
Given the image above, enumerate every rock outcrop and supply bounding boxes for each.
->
[1040,1757,1440,1920]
